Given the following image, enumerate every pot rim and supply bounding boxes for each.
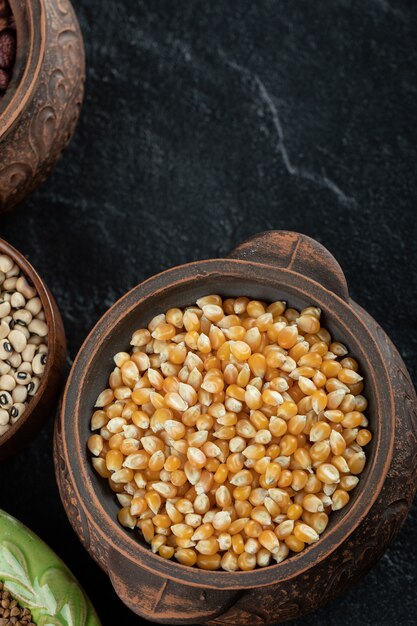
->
[59,257,394,590]
[0,238,61,452]
[0,0,44,139]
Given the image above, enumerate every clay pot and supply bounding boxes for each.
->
[0,0,85,213]
[54,231,417,625]
[0,238,66,461]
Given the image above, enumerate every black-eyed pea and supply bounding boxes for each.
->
[0,255,14,273]
[0,339,12,359]
[0,361,10,375]
[8,328,27,352]
[0,408,10,426]
[13,309,32,326]
[26,297,42,316]
[0,390,13,410]
[10,292,26,309]
[10,403,25,423]
[16,276,37,299]
[32,352,46,375]
[27,376,40,396]
[12,385,28,404]
[28,318,48,337]
[0,301,11,317]
[0,373,15,391]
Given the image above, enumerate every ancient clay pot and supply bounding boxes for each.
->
[54,231,417,625]
[0,238,66,461]
[0,0,85,213]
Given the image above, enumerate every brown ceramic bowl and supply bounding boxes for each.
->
[0,0,85,212]
[54,231,417,625]
[0,238,66,461]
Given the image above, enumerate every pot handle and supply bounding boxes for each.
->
[108,549,239,624]
[229,230,349,302]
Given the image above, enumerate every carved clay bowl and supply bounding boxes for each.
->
[54,231,417,625]
[0,0,85,213]
[0,238,66,461]
[0,509,101,625]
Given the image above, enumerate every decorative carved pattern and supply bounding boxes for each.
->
[0,0,85,212]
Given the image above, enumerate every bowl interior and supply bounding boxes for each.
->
[65,261,392,587]
[0,0,41,128]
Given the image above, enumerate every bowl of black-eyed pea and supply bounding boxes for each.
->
[0,238,66,461]
[55,231,417,625]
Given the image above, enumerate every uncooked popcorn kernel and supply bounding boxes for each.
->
[88,295,371,571]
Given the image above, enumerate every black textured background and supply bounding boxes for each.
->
[1,1,417,624]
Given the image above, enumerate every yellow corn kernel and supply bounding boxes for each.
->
[175,548,197,566]
[287,504,303,520]
[212,463,228,484]
[291,470,308,491]
[285,534,305,552]
[294,523,319,544]
[242,444,265,461]
[302,493,324,513]
[145,491,161,515]
[247,352,266,378]
[293,447,312,471]
[263,462,281,486]
[152,482,178,498]
[342,411,364,429]
[277,469,293,488]
[348,451,366,474]
[332,489,350,510]
[338,368,363,385]
[310,441,331,463]
[277,325,298,349]
[356,429,372,446]
[277,401,298,420]
[195,537,219,556]
[275,519,294,540]
[288,414,307,436]
[105,449,123,471]
[330,430,347,455]
[280,435,298,456]
[237,552,256,571]
[316,463,340,484]
[92,457,111,478]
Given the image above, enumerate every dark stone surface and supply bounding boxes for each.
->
[1,0,417,624]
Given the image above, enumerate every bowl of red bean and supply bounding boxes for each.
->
[0,238,66,461]
[0,0,85,213]
[54,230,417,625]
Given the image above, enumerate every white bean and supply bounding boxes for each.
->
[0,255,13,273]
[28,319,48,337]
[11,292,26,309]
[0,391,13,410]
[26,297,42,316]
[0,301,11,318]
[21,343,36,362]
[0,408,10,426]
[0,321,9,340]
[0,374,16,391]
[12,386,28,404]
[16,276,37,299]
[32,353,46,375]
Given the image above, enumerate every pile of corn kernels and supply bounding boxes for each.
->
[0,254,48,437]
[88,295,372,571]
